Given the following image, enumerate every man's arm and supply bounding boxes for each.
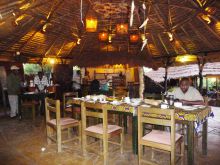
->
[180,99,204,105]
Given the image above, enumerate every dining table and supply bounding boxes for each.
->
[69,97,212,165]
[18,91,55,118]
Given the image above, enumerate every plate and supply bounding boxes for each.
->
[180,106,197,111]
[99,101,109,104]
[141,104,151,108]
[110,101,122,105]
[192,105,206,109]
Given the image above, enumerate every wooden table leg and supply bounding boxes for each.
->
[123,114,128,134]
[132,116,138,154]
[187,122,195,165]
[202,120,208,155]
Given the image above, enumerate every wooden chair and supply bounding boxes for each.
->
[113,87,129,99]
[138,106,184,165]
[28,86,36,92]
[45,97,81,152]
[81,102,124,165]
[63,92,80,118]
[20,99,39,121]
[113,87,129,132]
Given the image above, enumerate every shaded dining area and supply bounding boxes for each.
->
[1,0,220,165]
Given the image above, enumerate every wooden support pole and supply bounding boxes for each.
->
[197,55,206,93]
[164,66,168,92]
[138,67,144,99]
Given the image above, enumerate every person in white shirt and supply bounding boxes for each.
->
[34,71,49,92]
[172,78,204,105]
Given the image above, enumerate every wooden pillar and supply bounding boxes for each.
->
[164,66,168,92]
[164,58,171,93]
[197,55,206,93]
[138,67,144,99]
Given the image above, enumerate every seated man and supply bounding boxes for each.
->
[171,78,204,105]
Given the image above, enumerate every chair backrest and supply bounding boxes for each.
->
[28,86,36,92]
[45,97,61,126]
[113,87,129,99]
[138,106,176,149]
[81,102,108,133]
[63,92,78,109]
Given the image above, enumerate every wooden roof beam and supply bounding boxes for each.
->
[180,26,200,50]
[189,22,215,49]
[157,34,170,55]
[149,32,164,55]
[197,17,220,41]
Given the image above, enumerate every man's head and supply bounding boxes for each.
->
[10,65,19,74]
[179,78,190,93]
[38,71,43,79]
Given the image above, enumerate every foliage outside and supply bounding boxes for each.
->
[23,63,52,75]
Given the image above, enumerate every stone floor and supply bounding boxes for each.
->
[0,106,220,165]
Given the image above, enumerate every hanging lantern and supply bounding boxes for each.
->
[116,23,128,34]
[98,32,108,41]
[175,54,197,63]
[130,34,139,43]
[86,15,98,32]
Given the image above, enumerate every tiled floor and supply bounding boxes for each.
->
[0,106,220,165]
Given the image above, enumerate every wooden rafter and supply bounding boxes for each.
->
[158,34,170,55]
[188,22,215,49]
[197,17,220,41]
[149,32,163,55]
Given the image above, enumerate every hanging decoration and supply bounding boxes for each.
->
[130,34,139,43]
[167,32,174,41]
[130,0,135,27]
[197,7,216,24]
[139,17,149,29]
[175,54,197,63]
[99,32,108,41]
[141,39,148,51]
[116,23,128,34]
[86,14,98,32]
[80,0,84,26]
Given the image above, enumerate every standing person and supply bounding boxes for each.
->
[34,71,49,92]
[171,77,204,105]
[7,65,21,118]
[34,71,49,115]
[72,70,82,97]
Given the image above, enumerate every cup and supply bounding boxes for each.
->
[161,104,169,109]
[124,97,130,103]
[174,102,182,107]
[85,95,91,100]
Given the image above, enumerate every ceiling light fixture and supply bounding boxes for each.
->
[167,32,174,41]
[77,38,81,45]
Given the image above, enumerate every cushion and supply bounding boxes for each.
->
[22,100,39,106]
[85,124,122,134]
[142,130,182,145]
[65,107,80,113]
[48,117,78,126]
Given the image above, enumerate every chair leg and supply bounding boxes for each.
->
[32,105,35,122]
[181,140,185,165]
[103,137,108,165]
[138,144,142,165]
[68,128,72,139]
[78,122,81,144]
[171,150,175,165]
[46,126,52,144]
[120,128,124,154]
[82,132,87,156]
[57,127,62,152]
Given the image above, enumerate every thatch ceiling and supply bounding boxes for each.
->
[0,0,220,67]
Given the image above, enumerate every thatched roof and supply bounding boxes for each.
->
[0,0,220,67]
